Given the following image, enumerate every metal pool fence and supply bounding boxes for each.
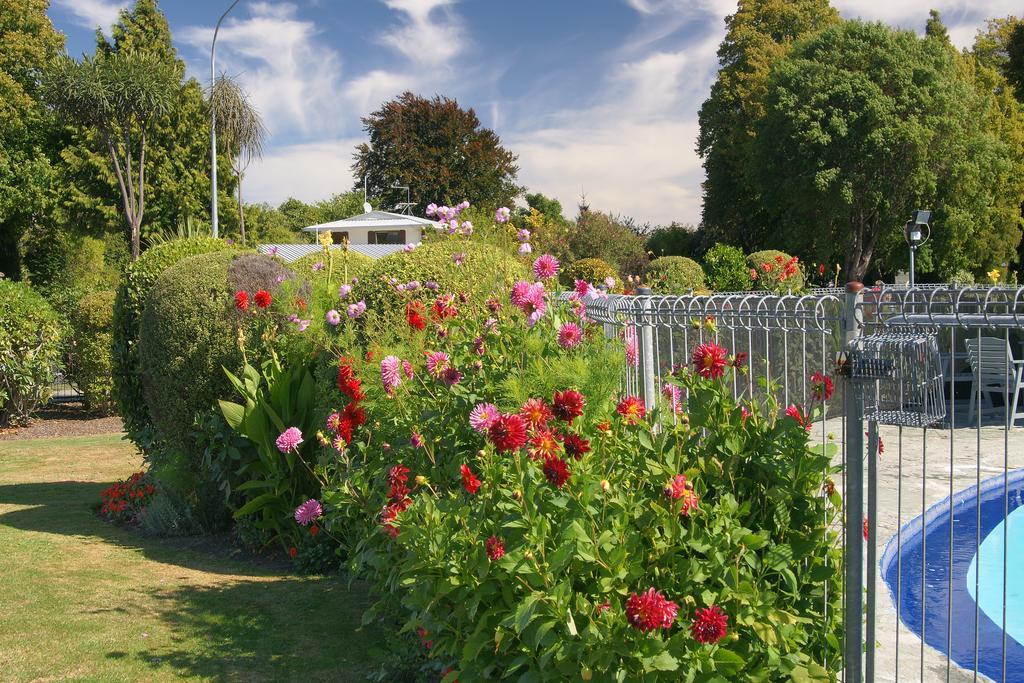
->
[575,283,1024,682]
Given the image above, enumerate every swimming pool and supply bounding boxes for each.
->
[880,469,1024,681]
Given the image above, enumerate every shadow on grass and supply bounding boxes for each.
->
[132,577,383,682]
[0,480,282,575]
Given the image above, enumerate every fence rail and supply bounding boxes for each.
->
[578,283,1024,682]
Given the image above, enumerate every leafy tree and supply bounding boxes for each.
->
[352,91,521,212]
[210,73,267,245]
[0,0,64,279]
[646,223,700,258]
[523,192,568,225]
[973,16,1024,103]
[697,0,839,251]
[45,51,178,260]
[925,9,949,42]
[751,20,1024,281]
[569,207,647,274]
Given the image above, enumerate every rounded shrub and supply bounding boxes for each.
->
[113,237,234,446]
[0,279,61,427]
[291,248,374,284]
[748,250,805,292]
[702,243,751,293]
[68,289,116,412]
[360,239,527,331]
[644,256,706,293]
[561,257,619,290]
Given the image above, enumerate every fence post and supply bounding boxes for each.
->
[636,287,658,414]
[843,281,865,682]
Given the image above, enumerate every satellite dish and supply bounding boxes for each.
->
[363,202,372,213]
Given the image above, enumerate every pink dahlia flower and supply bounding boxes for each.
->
[558,322,583,350]
[381,355,402,395]
[425,351,449,378]
[276,427,303,453]
[294,498,322,526]
[532,254,559,280]
[470,403,499,433]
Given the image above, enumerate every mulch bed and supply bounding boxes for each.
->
[0,404,124,441]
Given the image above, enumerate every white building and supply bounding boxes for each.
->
[302,209,440,246]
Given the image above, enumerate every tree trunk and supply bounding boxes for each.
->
[236,169,245,246]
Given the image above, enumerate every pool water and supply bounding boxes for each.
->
[880,469,1024,681]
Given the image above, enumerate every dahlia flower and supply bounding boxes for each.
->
[624,327,638,367]
[326,309,342,326]
[562,433,591,460]
[690,605,728,644]
[495,206,511,223]
[441,367,462,386]
[542,455,571,488]
[692,342,728,380]
[662,383,682,414]
[616,396,646,425]
[485,535,505,561]
[520,398,552,427]
[425,351,450,378]
[811,371,834,401]
[528,429,562,460]
[557,323,583,350]
[532,254,559,280]
[488,413,528,452]
[347,301,366,318]
[338,284,352,298]
[551,389,585,423]
[275,427,303,453]
[254,289,272,308]
[234,291,249,310]
[518,242,533,255]
[410,432,424,448]
[461,464,481,494]
[381,355,402,395]
[469,403,499,433]
[625,588,678,632]
[294,498,322,526]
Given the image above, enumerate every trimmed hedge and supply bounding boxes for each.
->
[113,238,234,447]
[0,280,61,427]
[561,257,619,290]
[703,243,751,293]
[644,256,706,293]
[68,289,116,412]
[748,249,805,292]
[360,239,527,332]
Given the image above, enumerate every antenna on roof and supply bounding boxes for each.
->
[363,176,371,212]
[391,181,414,215]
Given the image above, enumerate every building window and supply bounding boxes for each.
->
[331,231,349,244]
[369,230,406,245]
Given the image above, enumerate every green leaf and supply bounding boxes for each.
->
[514,593,542,634]
[642,651,679,672]
[218,400,246,430]
[711,648,746,675]
[232,492,277,518]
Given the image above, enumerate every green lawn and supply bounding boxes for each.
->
[0,433,384,682]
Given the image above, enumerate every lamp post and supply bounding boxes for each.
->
[903,209,931,286]
[210,0,242,239]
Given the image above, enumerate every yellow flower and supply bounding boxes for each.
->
[317,231,332,248]
[988,268,1001,284]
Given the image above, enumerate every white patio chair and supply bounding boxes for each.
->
[964,336,1024,426]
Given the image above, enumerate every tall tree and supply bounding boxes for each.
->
[352,91,521,212]
[209,73,267,245]
[697,0,839,251]
[45,51,178,260]
[751,20,1024,281]
[973,16,1024,103]
[0,0,64,279]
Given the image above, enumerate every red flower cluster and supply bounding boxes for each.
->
[616,396,646,425]
[664,474,700,517]
[551,389,585,423]
[337,358,365,401]
[485,535,505,561]
[785,404,812,431]
[431,294,458,321]
[332,358,367,445]
[253,289,272,308]
[542,455,571,488]
[406,301,426,331]
[625,588,678,632]
[461,464,481,494]
[690,605,728,644]
[562,433,590,460]
[692,342,728,380]
[488,413,529,453]
[381,463,413,538]
[810,371,834,402]
[99,471,156,520]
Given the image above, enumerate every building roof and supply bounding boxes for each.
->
[302,210,439,232]
[258,243,405,262]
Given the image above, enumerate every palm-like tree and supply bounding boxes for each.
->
[209,73,266,245]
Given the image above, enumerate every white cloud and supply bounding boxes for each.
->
[245,139,362,206]
[180,3,345,136]
[377,0,463,68]
[834,0,1021,48]
[54,0,126,33]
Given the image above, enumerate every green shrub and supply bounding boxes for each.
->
[113,237,234,448]
[748,250,806,293]
[644,256,706,293]
[291,248,374,284]
[703,244,752,292]
[68,289,116,412]
[646,223,700,259]
[561,257,619,290]
[360,239,527,333]
[0,280,61,427]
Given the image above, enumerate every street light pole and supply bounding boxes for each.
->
[210,0,242,239]
[903,210,931,286]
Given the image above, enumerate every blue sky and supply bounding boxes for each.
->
[49,0,1019,225]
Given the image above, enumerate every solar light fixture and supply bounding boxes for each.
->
[902,209,931,286]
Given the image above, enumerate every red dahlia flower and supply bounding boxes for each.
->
[519,398,552,428]
[810,371,834,401]
[663,474,700,516]
[406,301,426,331]
[460,464,481,494]
[562,434,590,460]
[254,289,272,308]
[625,588,678,632]
[616,396,646,425]
[234,290,249,310]
[485,535,505,561]
[289,546,298,558]
[730,351,748,368]
[692,342,728,379]
[488,414,528,453]
[342,401,366,427]
[551,390,585,423]
[690,605,728,644]
[528,429,562,460]
[542,455,571,488]
[786,404,812,431]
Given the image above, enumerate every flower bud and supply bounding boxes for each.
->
[524,550,535,561]
[600,479,610,492]
[581,667,592,681]
[512,490,522,501]
[414,475,428,486]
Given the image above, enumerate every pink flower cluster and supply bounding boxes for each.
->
[510,280,547,327]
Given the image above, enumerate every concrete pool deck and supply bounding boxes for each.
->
[824,405,1024,682]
